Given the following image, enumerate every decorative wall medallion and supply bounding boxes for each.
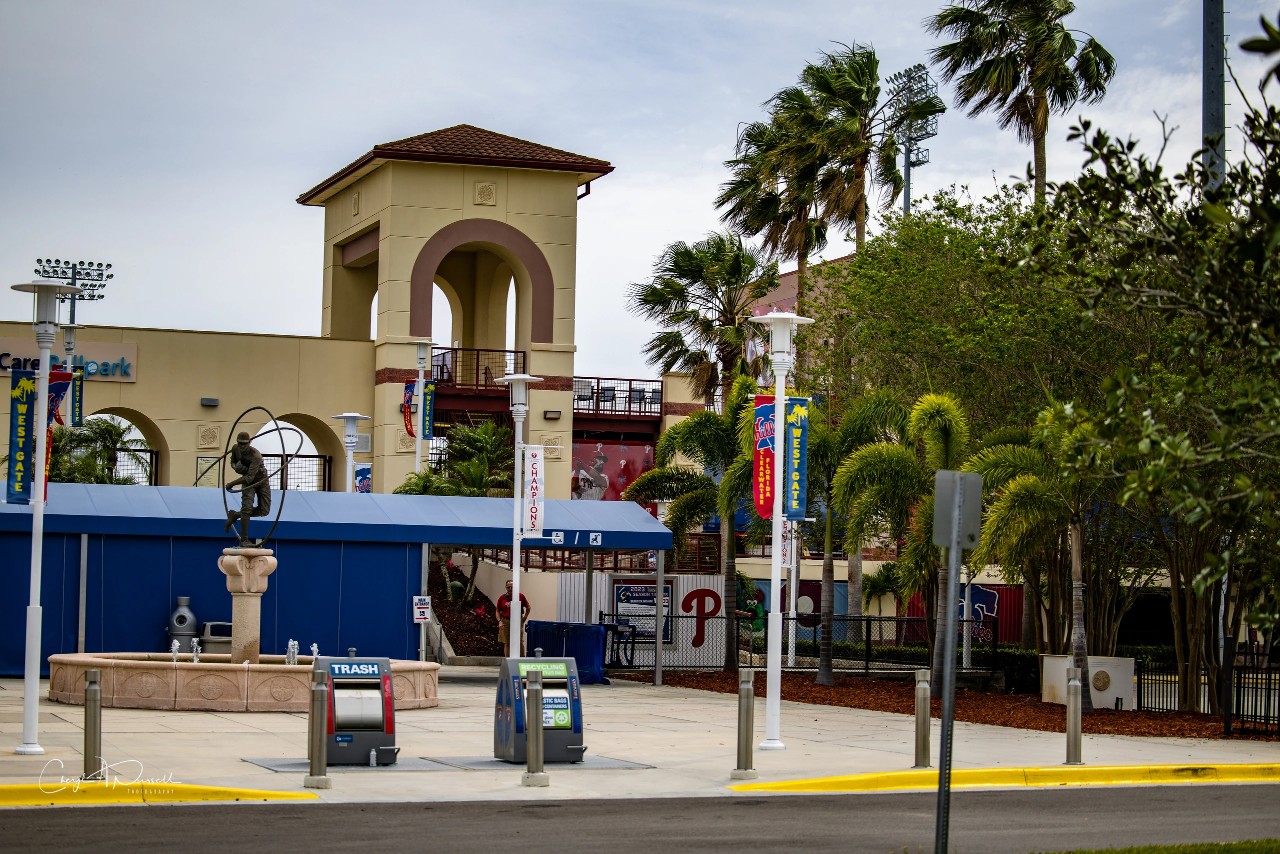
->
[269,677,296,703]
[198,676,225,700]
[541,435,563,460]
[1092,670,1111,692]
[197,424,221,449]
[474,182,497,206]
[396,430,414,452]
[134,672,158,698]
[393,675,409,701]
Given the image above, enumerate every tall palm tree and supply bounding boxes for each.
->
[628,232,777,408]
[49,415,149,485]
[833,392,970,689]
[926,0,1116,203]
[625,375,758,670]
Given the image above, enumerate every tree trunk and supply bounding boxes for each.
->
[463,548,481,602]
[722,521,738,672]
[1021,580,1036,650]
[931,558,947,690]
[817,509,835,685]
[1069,514,1093,713]
[1033,94,1049,204]
[847,541,863,618]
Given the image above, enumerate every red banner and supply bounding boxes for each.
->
[752,395,775,519]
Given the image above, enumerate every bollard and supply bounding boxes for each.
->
[82,669,103,781]
[731,669,758,780]
[522,669,550,787]
[913,669,931,769]
[303,669,332,789]
[1065,666,1083,766]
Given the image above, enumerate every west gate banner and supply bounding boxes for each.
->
[752,395,775,518]
[784,397,810,520]
[7,369,73,504]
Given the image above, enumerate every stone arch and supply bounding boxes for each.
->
[90,406,170,485]
[409,219,554,344]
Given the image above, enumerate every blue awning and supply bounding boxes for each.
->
[0,484,673,551]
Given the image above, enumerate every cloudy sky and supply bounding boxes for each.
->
[0,0,1273,381]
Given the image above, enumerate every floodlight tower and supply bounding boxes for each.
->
[34,259,112,365]
[887,64,940,216]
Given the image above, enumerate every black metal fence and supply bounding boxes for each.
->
[1227,665,1280,735]
[260,453,332,492]
[597,613,999,674]
[113,448,158,485]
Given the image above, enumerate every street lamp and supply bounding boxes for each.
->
[414,340,433,475]
[10,278,81,755]
[33,259,112,366]
[496,372,542,659]
[330,413,370,493]
[751,311,812,751]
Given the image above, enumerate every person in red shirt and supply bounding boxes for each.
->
[496,579,530,651]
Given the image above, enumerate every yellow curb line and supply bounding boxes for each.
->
[0,781,319,808]
[730,763,1280,793]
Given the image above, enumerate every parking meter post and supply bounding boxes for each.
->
[1065,666,1083,765]
[304,670,332,789]
[913,669,931,769]
[731,669,758,780]
[522,669,549,787]
[83,669,103,781]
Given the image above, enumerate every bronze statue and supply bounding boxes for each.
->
[225,432,271,546]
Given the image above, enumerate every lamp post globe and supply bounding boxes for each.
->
[330,412,371,492]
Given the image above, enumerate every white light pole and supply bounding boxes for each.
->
[414,340,432,474]
[11,279,80,755]
[497,372,542,660]
[331,412,370,492]
[751,311,812,751]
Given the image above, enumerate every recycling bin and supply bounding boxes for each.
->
[313,654,399,766]
[494,656,586,763]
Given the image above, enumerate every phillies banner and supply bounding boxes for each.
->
[752,395,776,519]
[523,445,545,537]
[402,381,416,438]
[784,397,810,520]
[420,380,436,439]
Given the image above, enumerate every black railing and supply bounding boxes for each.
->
[1135,658,1213,713]
[432,348,524,389]
[573,377,662,417]
[1227,665,1280,735]
[596,613,999,673]
[261,453,332,492]
[114,448,158,486]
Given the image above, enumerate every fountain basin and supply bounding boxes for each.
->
[47,653,440,712]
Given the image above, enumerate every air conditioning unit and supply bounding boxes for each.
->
[1041,655,1135,710]
[354,433,371,454]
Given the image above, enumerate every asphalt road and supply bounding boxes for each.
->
[2,785,1277,853]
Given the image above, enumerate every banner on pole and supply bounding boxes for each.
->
[752,395,775,519]
[7,371,36,504]
[70,369,84,427]
[784,397,810,520]
[523,445,545,537]
[402,381,416,438]
[420,381,436,440]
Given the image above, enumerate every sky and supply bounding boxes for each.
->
[0,0,1274,383]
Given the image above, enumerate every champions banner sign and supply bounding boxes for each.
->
[752,395,776,519]
[523,445,545,537]
[784,397,810,521]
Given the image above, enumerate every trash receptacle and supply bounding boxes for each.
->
[167,597,199,651]
[312,653,399,766]
[200,622,232,656]
[494,656,586,764]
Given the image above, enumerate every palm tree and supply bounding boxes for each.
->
[628,231,777,408]
[50,416,149,485]
[625,375,758,669]
[926,0,1116,203]
[833,392,970,688]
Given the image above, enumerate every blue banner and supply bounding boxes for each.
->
[70,370,84,427]
[784,397,810,521]
[7,371,36,504]
[420,380,436,440]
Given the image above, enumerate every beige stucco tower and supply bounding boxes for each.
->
[298,125,613,495]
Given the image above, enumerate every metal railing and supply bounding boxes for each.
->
[596,613,999,673]
[432,348,525,389]
[1227,665,1280,735]
[261,454,332,492]
[478,546,656,572]
[113,448,158,485]
[572,377,662,417]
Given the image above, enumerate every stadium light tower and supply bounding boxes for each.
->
[887,64,940,216]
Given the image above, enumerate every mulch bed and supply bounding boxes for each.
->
[427,559,504,658]
[614,670,1279,741]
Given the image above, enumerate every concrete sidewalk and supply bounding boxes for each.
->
[0,667,1275,807]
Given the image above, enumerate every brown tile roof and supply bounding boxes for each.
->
[298,124,613,205]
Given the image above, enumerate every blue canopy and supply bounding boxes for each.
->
[0,483,673,551]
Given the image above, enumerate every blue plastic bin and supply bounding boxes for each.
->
[524,621,608,684]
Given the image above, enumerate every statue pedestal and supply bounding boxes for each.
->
[217,548,277,664]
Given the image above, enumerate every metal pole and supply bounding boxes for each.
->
[731,669,758,779]
[903,143,913,215]
[962,568,972,669]
[511,412,524,660]
[934,483,965,854]
[654,549,665,687]
[522,669,549,786]
[304,669,331,788]
[1203,0,1226,190]
[77,534,88,653]
[419,544,430,662]
[787,521,797,668]
[83,669,103,780]
[762,349,788,751]
[913,668,931,769]
[584,550,594,624]
[1065,666,1083,765]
